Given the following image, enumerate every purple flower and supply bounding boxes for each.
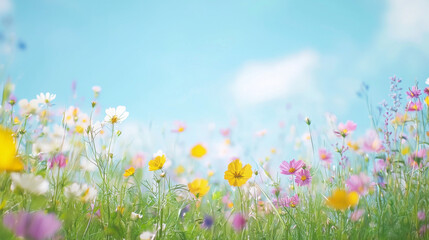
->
[201,215,214,229]
[294,169,311,186]
[406,86,421,99]
[179,205,190,219]
[231,213,246,231]
[48,153,67,169]
[3,211,61,240]
[280,159,304,175]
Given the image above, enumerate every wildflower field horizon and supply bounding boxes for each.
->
[0,77,429,239]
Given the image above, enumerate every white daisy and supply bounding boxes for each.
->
[10,173,49,195]
[36,92,56,106]
[18,99,39,116]
[104,106,129,124]
[426,77,429,85]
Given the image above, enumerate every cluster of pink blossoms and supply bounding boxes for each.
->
[279,159,311,186]
[273,194,300,208]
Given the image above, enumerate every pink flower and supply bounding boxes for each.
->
[318,148,332,164]
[362,130,383,153]
[374,159,387,173]
[273,194,299,208]
[131,153,145,168]
[271,187,282,197]
[346,173,371,196]
[3,211,62,240]
[294,169,312,186]
[335,120,357,137]
[286,194,300,208]
[406,86,421,99]
[350,209,365,222]
[280,159,304,175]
[408,149,426,168]
[220,128,231,137]
[418,211,426,221]
[406,100,422,112]
[48,153,67,169]
[419,224,429,236]
[231,213,246,231]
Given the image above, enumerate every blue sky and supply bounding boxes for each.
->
[1,0,429,133]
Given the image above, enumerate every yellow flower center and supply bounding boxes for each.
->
[289,168,295,173]
[321,154,326,159]
[111,115,118,124]
[301,175,307,181]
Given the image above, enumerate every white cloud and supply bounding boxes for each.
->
[231,50,320,105]
[383,0,429,44]
[0,0,12,15]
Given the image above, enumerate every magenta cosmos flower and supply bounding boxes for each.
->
[335,120,357,137]
[286,194,300,208]
[406,86,421,99]
[3,211,62,240]
[231,213,246,231]
[294,169,312,186]
[346,173,371,196]
[48,153,67,169]
[280,159,304,175]
[406,100,422,112]
[318,148,332,164]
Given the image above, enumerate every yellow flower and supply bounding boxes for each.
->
[123,167,135,177]
[75,125,84,134]
[175,165,185,175]
[347,141,360,151]
[190,144,207,158]
[0,126,24,172]
[224,159,252,187]
[188,178,210,198]
[326,189,359,210]
[401,146,410,155]
[425,96,429,106]
[148,154,166,171]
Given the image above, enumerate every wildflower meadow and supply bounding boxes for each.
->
[2,1,429,239]
[0,77,429,240]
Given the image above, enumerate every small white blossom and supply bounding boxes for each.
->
[104,106,129,124]
[36,92,56,106]
[130,212,143,220]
